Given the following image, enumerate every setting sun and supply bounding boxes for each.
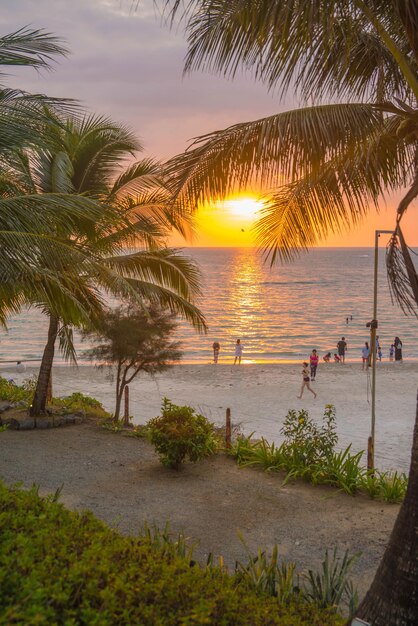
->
[220,197,264,219]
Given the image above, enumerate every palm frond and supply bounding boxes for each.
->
[386,227,418,316]
[166,103,384,208]
[164,0,417,102]
[0,27,68,68]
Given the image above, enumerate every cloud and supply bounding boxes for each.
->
[0,0,284,159]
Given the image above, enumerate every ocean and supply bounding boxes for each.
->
[0,247,417,365]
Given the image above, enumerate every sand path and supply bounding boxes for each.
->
[0,421,400,599]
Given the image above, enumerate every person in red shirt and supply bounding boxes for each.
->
[309,349,319,381]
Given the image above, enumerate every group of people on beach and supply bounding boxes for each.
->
[212,339,243,365]
[297,334,404,399]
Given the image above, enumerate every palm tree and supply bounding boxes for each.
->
[5,112,205,416]
[0,29,113,331]
[161,1,418,623]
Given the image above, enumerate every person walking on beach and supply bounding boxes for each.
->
[297,362,317,399]
[394,336,403,361]
[361,342,370,370]
[389,343,395,361]
[234,339,243,364]
[309,349,319,381]
[337,337,347,363]
[212,341,220,364]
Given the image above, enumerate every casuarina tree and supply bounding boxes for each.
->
[84,303,182,421]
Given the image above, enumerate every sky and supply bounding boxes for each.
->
[1,0,417,247]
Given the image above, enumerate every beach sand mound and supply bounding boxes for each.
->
[0,420,399,598]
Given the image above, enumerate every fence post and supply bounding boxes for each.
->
[225,408,231,449]
[123,385,130,427]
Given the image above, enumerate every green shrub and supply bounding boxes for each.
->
[0,377,32,405]
[229,405,407,502]
[147,397,217,469]
[281,404,338,466]
[0,482,343,625]
[51,391,111,419]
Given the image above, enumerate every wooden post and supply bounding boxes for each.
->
[367,436,374,473]
[123,385,130,427]
[225,408,231,449]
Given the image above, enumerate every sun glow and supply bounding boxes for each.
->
[218,197,264,219]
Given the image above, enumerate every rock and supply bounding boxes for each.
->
[74,416,84,425]
[36,417,54,429]
[0,401,12,414]
[53,416,66,427]
[2,417,20,429]
[64,414,76,424]
[18,417,35,430]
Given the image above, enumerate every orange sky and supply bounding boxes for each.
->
[170,192,418,248]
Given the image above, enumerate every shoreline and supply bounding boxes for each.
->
[1,361,417,473]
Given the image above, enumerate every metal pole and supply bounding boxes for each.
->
[367,230,393,471]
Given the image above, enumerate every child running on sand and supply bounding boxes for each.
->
[297,362,317,399]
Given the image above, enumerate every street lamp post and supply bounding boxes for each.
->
[367,229,394,471]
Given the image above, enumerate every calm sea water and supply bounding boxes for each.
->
[0,247,417,364]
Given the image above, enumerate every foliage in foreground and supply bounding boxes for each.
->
[230,406,407,503]
[147,397,217,468]
[0,376,111,420]
[0,482,344,625]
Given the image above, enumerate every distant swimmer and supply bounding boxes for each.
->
[297,362,317,399]
[16,361,26,373]
[234,339,243,365]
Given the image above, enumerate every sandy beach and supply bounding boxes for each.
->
[1,360,415,600]
[1,360,417,472]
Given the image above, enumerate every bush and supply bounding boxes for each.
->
[147,398,217,469]
[0,377,32,405]
[229,405,408,502]
[0,482,344,625]
[51,392,111,419]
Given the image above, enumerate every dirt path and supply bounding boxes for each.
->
[0,422,399,597]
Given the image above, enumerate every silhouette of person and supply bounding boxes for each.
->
[212,341,220,364]
[234,339,243,364]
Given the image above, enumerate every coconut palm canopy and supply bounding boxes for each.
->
[163,0,418,314]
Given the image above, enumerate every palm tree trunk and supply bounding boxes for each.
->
[30,315,59,417]
[355,391,418,625]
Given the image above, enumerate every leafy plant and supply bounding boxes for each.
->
[235,536,298,603]
[302,548,359,613]
[281,405,338,466]
[142,522,197,563]
[51,392,111,419]
[147,398,217,469]
[375,471,408,504]
[316,446,365,495]
[0,481,344,625]
[0,377,32,405]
